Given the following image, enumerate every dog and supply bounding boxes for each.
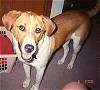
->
[2,2,100,90]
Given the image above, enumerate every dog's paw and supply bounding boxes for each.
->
[67,63,73,70]
[57,59,64,65]
[23,79,30,88]
[30,85,38,90]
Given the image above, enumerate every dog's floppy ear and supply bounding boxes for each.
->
[41,15,56,36]
[2,10,21,30]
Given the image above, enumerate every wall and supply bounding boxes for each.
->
[50,0,64,18]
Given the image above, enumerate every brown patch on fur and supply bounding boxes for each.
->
[51,11,90,50]
[2,10,90,52]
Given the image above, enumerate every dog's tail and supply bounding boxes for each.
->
[86,0,100,17]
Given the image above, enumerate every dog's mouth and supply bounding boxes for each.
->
[21,53,33,60]
[18,43,37,62]
[21,52,37,62]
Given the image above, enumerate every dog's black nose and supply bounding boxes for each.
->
[24,44,34,53]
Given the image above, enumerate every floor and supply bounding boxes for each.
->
[0,13,100,90]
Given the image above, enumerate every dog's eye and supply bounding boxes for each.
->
[35,28,41,33]
[19,25,25,31]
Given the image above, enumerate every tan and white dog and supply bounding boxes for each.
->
[2,2,100,90]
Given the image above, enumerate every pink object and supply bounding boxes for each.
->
[0,36,14,54]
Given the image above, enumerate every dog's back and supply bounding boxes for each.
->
[52,11,90,50]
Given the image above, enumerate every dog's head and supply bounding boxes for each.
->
[2,10,56,61]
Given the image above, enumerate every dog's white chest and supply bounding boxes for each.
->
[30,35,52,68]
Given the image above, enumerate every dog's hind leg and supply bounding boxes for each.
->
[67,33,81,70]
[23,64,31,88]
[58,40,70,64]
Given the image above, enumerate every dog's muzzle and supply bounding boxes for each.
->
[21,53,37,63]
[21,43,37,62]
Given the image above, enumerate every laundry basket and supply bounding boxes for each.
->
[0,55,17,73]
[0,28,17,73]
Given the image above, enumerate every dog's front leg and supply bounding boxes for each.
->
[30,66,46,90]
[23,63,31,88]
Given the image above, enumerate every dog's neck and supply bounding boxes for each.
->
[37,35,51,57]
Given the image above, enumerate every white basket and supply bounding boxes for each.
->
[0,54,17,73]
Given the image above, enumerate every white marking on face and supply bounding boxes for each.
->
[21,35,37,59]
[20,15,37,60]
